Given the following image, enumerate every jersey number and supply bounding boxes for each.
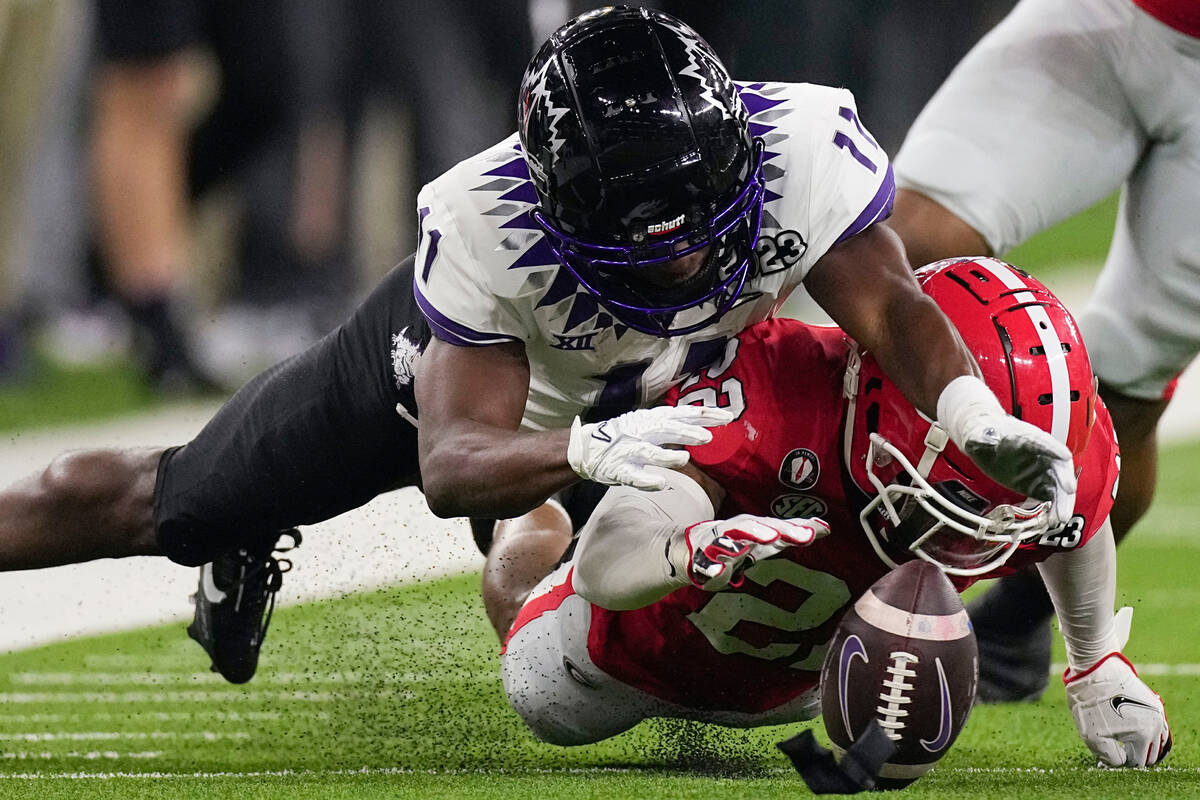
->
[583,338,734,423]
[674,337,747,419]
[832,106,880,174]
[1038,514,1085,548]
[687,559,851,671]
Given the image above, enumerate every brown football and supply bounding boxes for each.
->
[819,559,978,788]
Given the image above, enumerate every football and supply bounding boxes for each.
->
[819,559,978,788]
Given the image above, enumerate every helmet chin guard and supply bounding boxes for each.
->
[858,432,1052,577]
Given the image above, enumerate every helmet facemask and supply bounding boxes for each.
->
[532,142,767,337]
[859,432,1052,577]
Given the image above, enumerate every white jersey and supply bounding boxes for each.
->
[414,82,893,430]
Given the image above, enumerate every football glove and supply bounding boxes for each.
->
[937,375,1077,528]
[684,514,830,591]
[1065,651,1171,768]
[567,405,734,491]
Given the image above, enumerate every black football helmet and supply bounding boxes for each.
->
[518,6,765,337]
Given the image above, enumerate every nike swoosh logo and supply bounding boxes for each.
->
[1111,695,1157,718]
[591,422,612,443]
[921,657,953,753]
[664,537,676,578]
[562,656,596,689]
[200,563,228,604]
[838,635,869,741]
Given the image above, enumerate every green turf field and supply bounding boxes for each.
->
[0,435,1196,799]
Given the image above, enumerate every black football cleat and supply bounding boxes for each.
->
[188,530,301,684]
[967,571,1054,704]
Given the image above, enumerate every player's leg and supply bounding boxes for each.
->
[892,0,1142,265]
[0,448,164,569]
[891,0,1147,704]
[158,255,427,682]
[482,501,573,640]
[501,562,662,746]
[1076,7,1200,544]
[1098,387,1169,542]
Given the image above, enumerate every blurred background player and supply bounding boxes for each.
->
[0,0,67,379]
[7,0,531,394]
[90,0,270,393]
[888,0,1200,702]
[488,259,1170,769]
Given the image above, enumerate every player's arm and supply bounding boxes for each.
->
[416,339,732,519]
[804,221,1076,526]
[415,337,576,519]
[804,222,972,418]
[572,463,827,610]
[1037,520,1171,767]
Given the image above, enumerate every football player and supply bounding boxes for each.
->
[490,258,1171,770]
[888,0,1200,703]
[0,8,1070,685]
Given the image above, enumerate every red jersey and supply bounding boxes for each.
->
[1132,0,1200,37]
[585,318,1119,713]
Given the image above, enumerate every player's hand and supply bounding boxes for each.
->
[567,406,734,490]
[937,375,1077,527]
[684,514,830,591]
[1065,652,1171,767]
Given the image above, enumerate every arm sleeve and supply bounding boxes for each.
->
[1037,518,1121,672]
[572,467,714,611]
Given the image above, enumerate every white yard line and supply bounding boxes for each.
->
[3,764,1200,779]
[0,732,249,741]
[1,271,1198,654]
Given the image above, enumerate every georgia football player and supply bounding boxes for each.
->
[491,258,1170,769]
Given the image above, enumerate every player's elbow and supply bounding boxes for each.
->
[420,476,464,519]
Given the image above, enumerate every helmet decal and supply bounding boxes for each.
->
[972,257,1072,444]
[657,15,740,123]
[522,58,570,162]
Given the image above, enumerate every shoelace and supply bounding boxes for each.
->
[230,530,302,643]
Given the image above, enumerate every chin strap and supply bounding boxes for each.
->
[841,342,862,475]
[778,720,898,794]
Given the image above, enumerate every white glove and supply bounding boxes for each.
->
[1065,651,1171,767]
[684,514,830,591]
[567,405,735,491]
[937,375,1077,528]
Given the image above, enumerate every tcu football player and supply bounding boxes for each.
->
[890,0,1200,701]
[0,8,1069,685]
[490,259,1171,769]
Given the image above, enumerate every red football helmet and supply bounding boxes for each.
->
[844,257,1098,576]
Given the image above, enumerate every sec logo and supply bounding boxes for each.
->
[779,447,820,490]
[771,493,828,519]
